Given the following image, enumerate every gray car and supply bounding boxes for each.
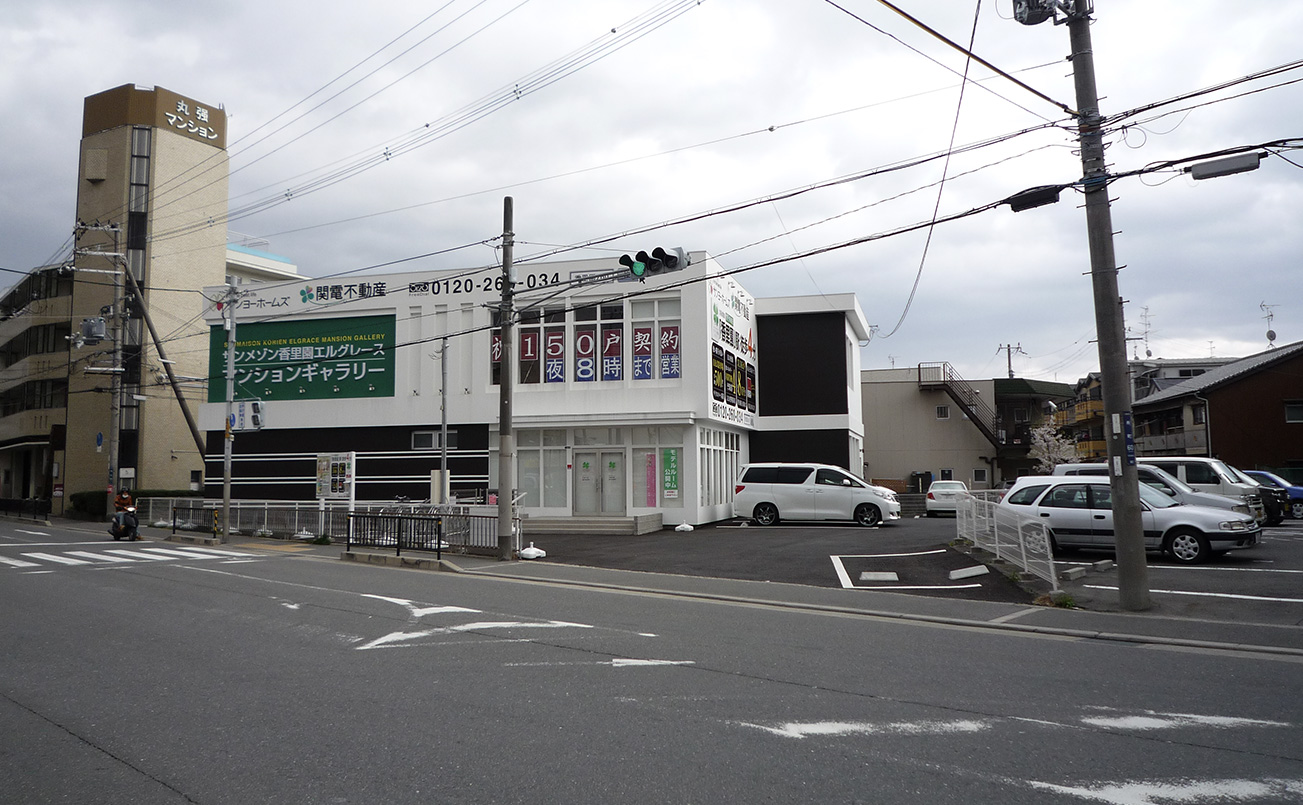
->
[999,476,1260,564]
[1053,463,1255,516]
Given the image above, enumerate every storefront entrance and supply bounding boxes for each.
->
[573,451,625,515]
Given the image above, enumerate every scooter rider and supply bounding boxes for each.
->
[109,506,140,541]
[114,488,134,512]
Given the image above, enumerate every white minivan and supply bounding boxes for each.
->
[733,463,901,527]
[1138,457,1265,523]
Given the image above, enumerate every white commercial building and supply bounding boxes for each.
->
[200,253,865,527]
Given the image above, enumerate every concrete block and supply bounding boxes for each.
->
[859,571,899,582]
[948,565,989,580]
[1092,560,1115,572]
[1059,566,1088,581]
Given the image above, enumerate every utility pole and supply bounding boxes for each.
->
[106,228,124,519]
[1063,3,1149,609]
[999,343,1025,378]
[222,285,236,543]
[496,197,516,560]
[73,223,125,519]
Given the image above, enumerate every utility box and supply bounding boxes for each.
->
[430,470,451,504]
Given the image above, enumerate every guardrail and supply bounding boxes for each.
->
[956,492,1058,591]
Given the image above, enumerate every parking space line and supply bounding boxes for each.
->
[1085,585,1303,604]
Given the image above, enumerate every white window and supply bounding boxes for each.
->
[412,430,455,450]
[973,468,988,484]
[936,405,950,420]
[940,468,954,481]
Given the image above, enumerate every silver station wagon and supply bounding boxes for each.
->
[998,476,1260,564]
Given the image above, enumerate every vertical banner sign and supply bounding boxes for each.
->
[575,326,596,382]
[662,449,679,500]
[544,327,565,383]
[645,452,657,506]
[660,325,681,379]
[724,352,737,406]
[711,344,726,402]
[316,452,355,499]
[601,324,623,381]
[707,277,756,427]
[209,315,395,402]
[632,326,654,380]
[519,330,540,384]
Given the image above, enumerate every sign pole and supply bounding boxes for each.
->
[222,284,235,543]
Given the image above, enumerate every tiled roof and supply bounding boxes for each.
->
[1133,340,1303,408]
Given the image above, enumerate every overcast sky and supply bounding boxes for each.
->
[3,0,1300,384]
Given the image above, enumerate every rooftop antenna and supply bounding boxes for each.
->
[1140,306,1152,358]
[1261,301,1278,348]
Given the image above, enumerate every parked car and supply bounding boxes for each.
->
[733,463,901,527]
[1053,463,1255,517]
[1138,457,1266,523]
[1243,470,1303,522]
[925,480,968,516]
[998,475,1260,564]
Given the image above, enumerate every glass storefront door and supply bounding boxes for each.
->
[574,450,626,515]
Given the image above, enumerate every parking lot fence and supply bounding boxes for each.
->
[956,493,1058,591]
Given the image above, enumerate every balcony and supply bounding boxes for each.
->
[1135,429,1207,455]
[1074,399,1104,423]
[1077,440,1107,459]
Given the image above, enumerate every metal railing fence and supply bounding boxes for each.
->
[955,492,1058,591]
[342,511,515,558]
[153,498,519,556]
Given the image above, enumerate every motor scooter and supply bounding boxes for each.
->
[109,506,140,541]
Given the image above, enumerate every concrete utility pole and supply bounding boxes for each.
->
[222,286,236,543]
[106,228,124,519]
[1000,343,1025,378]
[1064,5,1150,609]
[496,197,516,560]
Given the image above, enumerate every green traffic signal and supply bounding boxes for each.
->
[619,247,690,278]
[619,254,646,277]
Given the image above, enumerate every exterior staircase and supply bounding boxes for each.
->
[917,362,1003,449]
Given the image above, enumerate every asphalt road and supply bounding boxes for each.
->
[3,518,1302,803]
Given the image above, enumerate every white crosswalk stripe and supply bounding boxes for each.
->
[22,552,92,566]
[65,551,138,563]
[5,544,259,570]
[103,549,173,561]
[0,555,40,568]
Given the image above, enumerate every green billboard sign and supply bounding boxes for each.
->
[208,315,395,402]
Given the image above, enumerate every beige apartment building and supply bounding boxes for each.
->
[0,84,243,515]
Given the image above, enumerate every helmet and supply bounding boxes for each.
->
[125,506,136,513]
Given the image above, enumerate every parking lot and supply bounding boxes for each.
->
[529,515,1303,624]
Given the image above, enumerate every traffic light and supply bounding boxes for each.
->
[619,247,691,279]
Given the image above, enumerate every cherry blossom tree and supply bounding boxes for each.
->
[1028,423,1079,474]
